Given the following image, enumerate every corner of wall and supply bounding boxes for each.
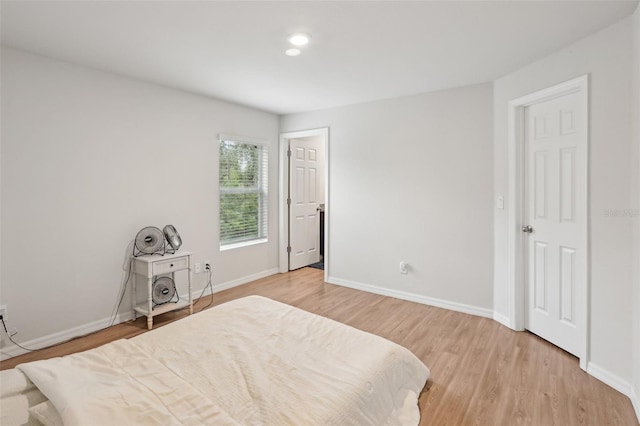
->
[631,3,640,422]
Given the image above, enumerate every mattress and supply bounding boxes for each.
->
[1,295,429,425]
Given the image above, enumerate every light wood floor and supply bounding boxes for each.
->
[2,268,638,425]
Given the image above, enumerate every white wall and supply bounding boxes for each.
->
[0,48,3,323]
[494,18,635,384]
[0,47,280,353]
[281,84,494,314]
[632,4,640,418]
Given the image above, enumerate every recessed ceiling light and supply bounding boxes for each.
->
[285,48,301,57]
[288,33,310,46]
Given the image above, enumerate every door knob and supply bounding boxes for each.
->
[522,225,533,233]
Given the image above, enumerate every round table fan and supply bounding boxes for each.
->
[153,276,177,305]
[163,225,182,253]
[134,226,165,256]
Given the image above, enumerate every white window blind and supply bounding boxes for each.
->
[219,136,268,247]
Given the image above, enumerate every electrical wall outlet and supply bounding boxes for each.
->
[399,262,409,275]
[204,262,212,271]
[0,305,6,319]
[194,263,203,274]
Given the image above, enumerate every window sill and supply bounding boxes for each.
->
[220,238,268,252]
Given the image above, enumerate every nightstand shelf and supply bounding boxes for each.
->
[131,251,193,330]
[133,298,190,317]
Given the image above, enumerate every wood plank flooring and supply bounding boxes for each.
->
[1,268,638,425]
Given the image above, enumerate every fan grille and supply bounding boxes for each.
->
[153,276,176,305]
[134,226,164,255]
[163,224,182,251]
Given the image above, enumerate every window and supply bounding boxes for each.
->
[219,135,268,248]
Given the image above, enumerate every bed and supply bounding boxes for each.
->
[1,295,429,425]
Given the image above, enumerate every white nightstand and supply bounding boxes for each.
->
[131,251,193,329]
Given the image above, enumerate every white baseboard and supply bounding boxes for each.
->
[493,311,511,328]
[1,268,280,361]
[327,276,494,319]
[0,310,133,361]
[213,267,280,294]
[631,386,640,424]
[587,362,634,398]
[187,268,280,301]
[587,363,640,422]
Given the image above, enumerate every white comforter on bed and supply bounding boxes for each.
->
[17,296,429,425]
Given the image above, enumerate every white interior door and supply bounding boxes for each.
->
[289,138,323,270]
[524,91,586,357]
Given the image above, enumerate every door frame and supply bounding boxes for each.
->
[506,75,589,369]
[278,127,329,281]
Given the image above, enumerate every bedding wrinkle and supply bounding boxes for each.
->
[1,369,37,396]
[14,296,428,425]
[0,369,47,426]
[17,340,239,425]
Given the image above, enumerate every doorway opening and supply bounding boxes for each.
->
[279,128,329,281]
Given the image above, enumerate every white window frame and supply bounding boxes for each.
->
[218,134,268,250]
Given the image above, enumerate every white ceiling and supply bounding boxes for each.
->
[1,1,638,115]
